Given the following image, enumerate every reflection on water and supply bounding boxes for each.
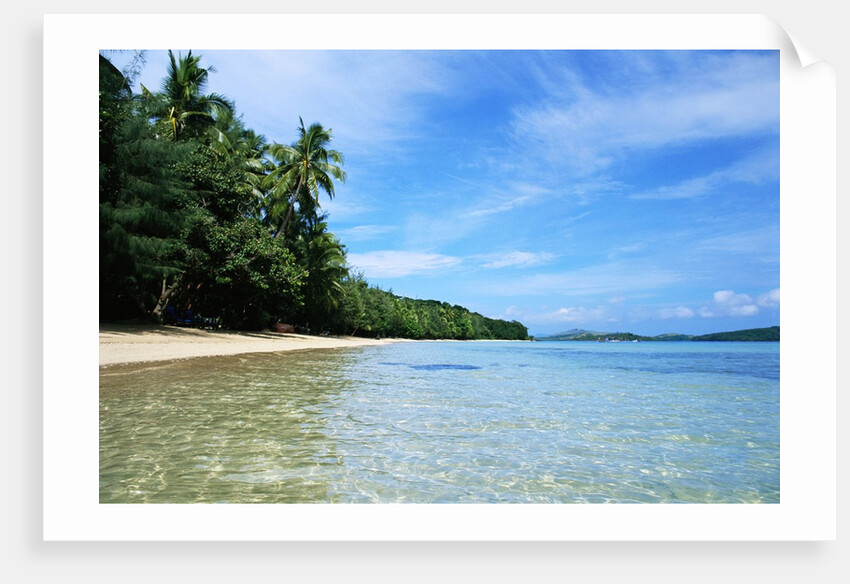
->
[100,342,780,504]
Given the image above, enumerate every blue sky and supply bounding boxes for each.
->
[106,49,780,337]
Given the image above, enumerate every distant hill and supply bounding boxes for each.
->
[534,328,610,341]
[535,326,779,342]
[690,326,780,342]
[535,329,651,342]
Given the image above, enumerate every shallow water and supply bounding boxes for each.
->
[99,341,779,503]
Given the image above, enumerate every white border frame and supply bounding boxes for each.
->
[44,13,836,540]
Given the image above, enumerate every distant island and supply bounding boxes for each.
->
[535,326,779,342]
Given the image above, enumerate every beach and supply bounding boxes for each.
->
[99,323,401,367]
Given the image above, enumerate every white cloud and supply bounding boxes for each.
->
[346,250,462,278]
[658,306,695,319]
[736,305,760,316]
[551,307,608,323]
[481,251,556,269]
[522,306,612,325]
[713,290,760,316]
[503,305,520,317]
[499,303,617,327]
[699,289,767,318]
[757,287,780,308]
[714,290,748,304]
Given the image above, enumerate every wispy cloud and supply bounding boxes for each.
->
[509,52,778,178]
[322,193,377,222]
[696,225,779,257]
[630,145,778,200]
[546,306,612,323]
[347,250,462,278]
[487,262,681,298]
[511,305,615,326]
[481,251,556,269]
[607,243,647,261]
[205,50,457,156]
[335,224,399,243]
[657,306,695,319]
[464,182,555,218]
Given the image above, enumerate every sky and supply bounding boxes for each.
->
[105,49,780,337]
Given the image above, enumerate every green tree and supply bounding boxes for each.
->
[100,53,194,319]
[187,217,306,330]
[208,108,270,213]
[142,50,234,142]
[263,118,346,238]
[293,218,349,332]
[331,274,364,335]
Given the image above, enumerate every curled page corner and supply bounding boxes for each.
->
[786,33,823,68]
[760,14,825,69]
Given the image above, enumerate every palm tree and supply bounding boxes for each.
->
[143,50,234,141]
[294,219,349,332]
[237,128,272,218]
[209,108,270,216]
[263,118,346,238]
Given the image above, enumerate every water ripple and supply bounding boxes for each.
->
[101,342,779,504]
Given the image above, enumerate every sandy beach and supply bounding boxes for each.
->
[99,323,401,367]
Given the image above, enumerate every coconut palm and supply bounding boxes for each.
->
[294,218,349,332]
[263,118,346,238]
[143,50,234,141]
[209,108,270,216]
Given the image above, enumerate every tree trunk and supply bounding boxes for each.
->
[274,197,295,239]
[274,175,305,239]
[151,274,183,322]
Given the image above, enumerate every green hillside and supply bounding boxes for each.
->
[535,329,651,342]
[690,326,779,342]
[535,326,779,342]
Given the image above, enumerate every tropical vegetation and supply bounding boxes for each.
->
[99,50,528,340]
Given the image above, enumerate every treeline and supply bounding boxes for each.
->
[329,275,528,340]
[690,326,779,342]
[99,50,528,340]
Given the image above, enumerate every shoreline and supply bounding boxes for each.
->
[99,323,404,367]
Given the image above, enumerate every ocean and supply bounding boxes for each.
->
[99,340,780,503]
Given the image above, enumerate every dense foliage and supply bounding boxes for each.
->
[99,51,528,340]
[328,274,528,340]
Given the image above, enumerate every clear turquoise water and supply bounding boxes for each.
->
[99,341,779,503]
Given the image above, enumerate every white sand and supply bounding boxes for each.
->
[99,323,402,366]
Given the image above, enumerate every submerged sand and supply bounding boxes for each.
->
[99,323,402,367]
